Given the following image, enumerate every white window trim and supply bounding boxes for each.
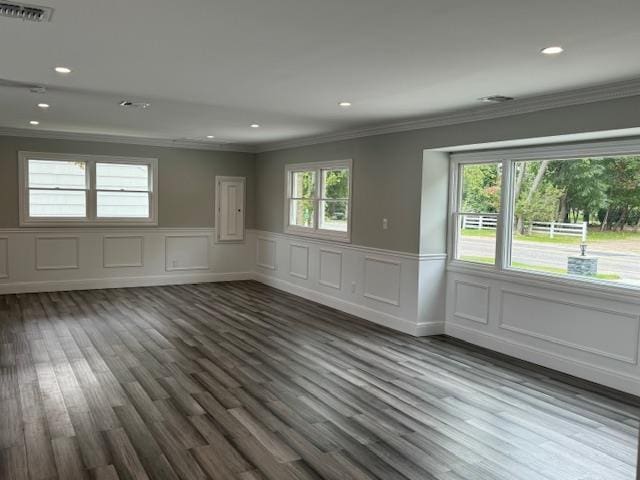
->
[283,159,353,242]
[19,151,158,227]
[448,137,640,294]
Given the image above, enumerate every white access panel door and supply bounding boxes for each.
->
[216,176,245,242]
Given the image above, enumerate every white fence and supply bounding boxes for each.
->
[462,215,588,241]
[531,221,588,241]
[461,215,497,230]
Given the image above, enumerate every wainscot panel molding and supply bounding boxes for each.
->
[318,248,342,290]
[445,269,640,396]
[288,244,309,280]
[35,236,80,270]
[0,237,8,279]
[251,230,447,336]
[0,228,255,295]
[453,280,490,324]
[103,235,144,268]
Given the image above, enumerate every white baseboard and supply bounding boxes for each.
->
[416,321,445,336]
[445,322,640,396]
[0,272,254,295]
[253,272,434,337]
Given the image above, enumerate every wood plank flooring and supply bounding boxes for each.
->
[0,280,638,480]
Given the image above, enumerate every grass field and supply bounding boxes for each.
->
[460,255,621,280]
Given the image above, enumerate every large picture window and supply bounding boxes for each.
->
[450,141,640,289]
[19,152,158,226]
[284,159,352,241]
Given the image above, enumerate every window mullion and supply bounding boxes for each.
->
[314,167,321,232]
[496,159,513,271]
[88,160,96,221]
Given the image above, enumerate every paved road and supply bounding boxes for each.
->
[460,236,640,283]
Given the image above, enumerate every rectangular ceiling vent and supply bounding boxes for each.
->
[0,2,54,22]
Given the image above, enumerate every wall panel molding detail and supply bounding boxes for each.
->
[0,237,8,279]
[104,236,144,268]
[0,228,254,295]
[453,280,490,324]
[165,235,210,271]
[252,230,446,337]
[363,256,401,306]
[256,237,277,270]
[288,244,309,280]
[498,289,640,365]
[319,248,342,290]
[446,270,640,396]
[35,236,80,270]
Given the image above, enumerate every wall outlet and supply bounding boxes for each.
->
[172,260,177,268]
[382,218,388,230]
[351,281,356,293]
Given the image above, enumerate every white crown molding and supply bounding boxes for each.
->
[0,127,257,153]
[256,77,640,153]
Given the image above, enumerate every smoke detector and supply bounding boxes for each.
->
[0,3,54,22]
[479,95,515,104]
[119,100,151,109]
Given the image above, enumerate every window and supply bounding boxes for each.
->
[450,140,640,289]
[453,162,501,265]
[285,159,352,241]
[19,152,157,225]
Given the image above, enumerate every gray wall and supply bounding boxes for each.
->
[0,136,256,228]
[256,96,640,254]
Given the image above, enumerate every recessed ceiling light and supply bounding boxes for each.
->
[29,120,40,125]
[37,103,50,109]
[338,101,352,107]
[250,123,260,128]
[206,135,215,139]
[541,46,564,55]
[54,66,72,74]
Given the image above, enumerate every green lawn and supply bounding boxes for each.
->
[461,228,640,245]
[460,255,621,280]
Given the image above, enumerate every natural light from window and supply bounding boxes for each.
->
[455,152,640,287]
[285,159,352,241]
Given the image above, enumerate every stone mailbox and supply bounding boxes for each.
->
[568,243,598,277]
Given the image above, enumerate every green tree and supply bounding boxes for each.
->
[461,163,501,213]
[599,156,640,231]
[548,158,607,223]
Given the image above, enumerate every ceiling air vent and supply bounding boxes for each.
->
[0,2,53,22]
[119,101,151,109]
[479,95,515,104]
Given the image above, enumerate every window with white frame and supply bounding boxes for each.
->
[450,140,640,289]
[19,152,158,226]
[284,159,352,241]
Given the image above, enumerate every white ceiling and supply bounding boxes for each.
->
[1,0,640,149]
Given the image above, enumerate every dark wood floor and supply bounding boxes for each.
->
[0,281,638,480]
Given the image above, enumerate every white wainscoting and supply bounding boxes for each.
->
[0,237,8,279]
[103,235,144,268]
[252,230,447,336]
[35,236,80,270]
[446,268,640,395]
[0,228,255,294]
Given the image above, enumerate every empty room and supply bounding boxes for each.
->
[1,1,640,479]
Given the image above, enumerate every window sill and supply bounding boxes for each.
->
[448,260,640,303]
